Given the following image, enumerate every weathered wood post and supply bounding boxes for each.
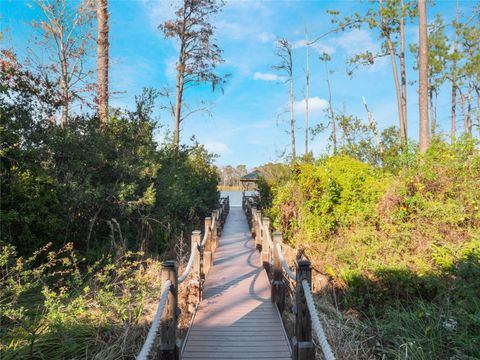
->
[261,217,271,270]
[216,207,223,237]
[293,259,315,360]
[192,231,203,303]
[211,210,218,252]
[254,210,262,251]
[250,206,257,237]
[159,260,180,360]
[204,217,213,274]
[271,231,285,313]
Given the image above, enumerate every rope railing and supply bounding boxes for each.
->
[136,279,172,360]
[136,196,230,360]
[276,242,296,280]
[241,193,336,360]
[302,279,336,360]
[177,243,198,284]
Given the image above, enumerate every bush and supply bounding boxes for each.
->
[0,64,219,258]
[271,156,388,244]
[265,139,480,358]
[0,243,161,359]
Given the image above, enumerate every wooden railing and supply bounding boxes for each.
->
[137,196,230,360]
[242,194,335,360]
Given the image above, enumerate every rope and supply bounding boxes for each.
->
[264,224,274,248]
[276,243,296,280]
[200,228,209,247]
[177,244,198,284]
[211,214,216,231]
[301,279,336,360]
[136,279,172,360]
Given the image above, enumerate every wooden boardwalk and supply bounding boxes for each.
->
[182,206,291,360]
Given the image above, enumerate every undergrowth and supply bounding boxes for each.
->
[0,243,162,359]
[267,137,480,359]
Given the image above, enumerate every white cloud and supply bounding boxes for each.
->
[335,29,377,56]
[140,0,179,29]
[293,39,335,55]
[205,142,229,154]
[257,31,275,43]
[334,29,388,72]
[253,72,285,81]
[293,97,329,113]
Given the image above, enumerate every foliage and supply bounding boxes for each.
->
[265,138,480,358]
[270,156,387,243]
[0,243,162,359]
[253,162,291,210]
[1,54,219,258]
[0,50,219,359]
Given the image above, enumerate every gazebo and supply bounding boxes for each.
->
[240,170,262,192]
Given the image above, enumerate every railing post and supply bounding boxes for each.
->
[211,210,218,252]
[159,260,180,360]
[216,208,223,237]
[293,260,315,360]
[271,231,285,313]
[192,231,203,303]
[250,207,257,237]
[261,217,271,270]
[254,209,262,251]
[204,217,213,274]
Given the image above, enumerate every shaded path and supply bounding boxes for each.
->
[182,206,291,359]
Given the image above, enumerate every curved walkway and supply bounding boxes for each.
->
[182,206,291,359]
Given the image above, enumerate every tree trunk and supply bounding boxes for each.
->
[173,71,183,146]
[173,45,185,146]
[429,87,436,136]
[97,0,109,125]
[466,83,473,134]
[460,90,466,133]
[476,87,480,129]
[290,74,296,160]
[362,96,382,153]
[380,0,406,145]
[305,44,309,155]
[418,0,429,153]
[399,0,408,142]
[451,0,459,143]
[60,39,69,128]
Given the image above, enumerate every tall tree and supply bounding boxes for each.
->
[97,0,109,124]
[410,15,449,136]
[304,28,310,155]
[418,0,429,153]
[314,52,337,154]
[274,39,296,160]
[331,0,416,145]
[460,23,480,134]
[160,0,226,147]
[450,0,460,142]
[32,0,95,127]
[362,96,382,153]
[399,0,407,142]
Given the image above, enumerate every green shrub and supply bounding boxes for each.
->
[271,156,388,243]
[265,139,480,358]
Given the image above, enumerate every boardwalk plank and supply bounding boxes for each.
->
[182,206,291,360]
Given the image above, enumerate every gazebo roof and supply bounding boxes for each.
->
[240,170,262,182]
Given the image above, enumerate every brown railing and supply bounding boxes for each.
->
[137,196,230,360]
[242,194,335,360]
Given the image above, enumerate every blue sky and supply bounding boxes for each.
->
[1,0,477,168]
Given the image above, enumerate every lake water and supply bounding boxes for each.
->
[220,190,256,207]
